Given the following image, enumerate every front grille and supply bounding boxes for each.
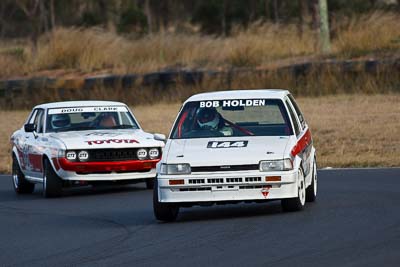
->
[89,148,139,162]
[191,164,259,172]
[245,177,262,182]
[179,187,212,192]
[188,179,205,184]
[207,178,224,184]
[226,177,243,183]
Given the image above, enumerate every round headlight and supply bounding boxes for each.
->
[66,151,76,161]
[78,150,89,162]
[148,148,160,159]
[137,148,148,160]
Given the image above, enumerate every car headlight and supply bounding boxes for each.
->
[160,163,191,175]
[78,150,89,162]
[66,151,77,161]
[259,159,293,171]
[137,148,148,160]
[148,148,160,159]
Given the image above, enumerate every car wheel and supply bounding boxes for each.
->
[145,178,155,189]
[282,168,306,212]
[306,158,317,202]
[43,159,63,198]
[12,154,35,194]
[153,179,179,222]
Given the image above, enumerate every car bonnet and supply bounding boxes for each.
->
[165,136,291,166]
[49,129,163,150]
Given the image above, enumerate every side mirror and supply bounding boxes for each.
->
[24,123,36,133]
[154,133,166,142]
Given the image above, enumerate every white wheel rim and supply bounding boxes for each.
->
[12,171,19,189]
[313,162,318,196]
[298,170,306,206]
[43,174,47,194]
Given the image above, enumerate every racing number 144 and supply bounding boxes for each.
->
[207,141,248,148]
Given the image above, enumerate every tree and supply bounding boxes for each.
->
[15,0,40,55]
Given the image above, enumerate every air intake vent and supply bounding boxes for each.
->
[226,178,243,183]
[245,177,262,182]
[207,178,224,184]
[188,179,205,184]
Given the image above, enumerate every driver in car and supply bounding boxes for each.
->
[196,108,233,136]
[98,114,117,128]
[50,114,71,130]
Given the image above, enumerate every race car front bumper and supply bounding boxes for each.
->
[157,169,299,203]
[53,158,158,181]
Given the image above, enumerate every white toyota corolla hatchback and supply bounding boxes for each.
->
[11,101,165,197]
[154,89,317,221]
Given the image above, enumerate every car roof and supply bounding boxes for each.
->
[33,100,127,109]
[184,89,290,103]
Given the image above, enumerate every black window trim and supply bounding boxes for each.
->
[288,94,306,130]
[285,98,301,137]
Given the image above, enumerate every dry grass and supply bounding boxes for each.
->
[333,12,400,57]
[2,94,398,173]
[0,12,399,79]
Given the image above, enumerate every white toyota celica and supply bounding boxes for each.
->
[11,101,165,197]
[154,89,317,221]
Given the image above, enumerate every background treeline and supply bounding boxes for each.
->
[0,1,399,81]
[1,0,399,39]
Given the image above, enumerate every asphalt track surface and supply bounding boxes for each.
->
[0,168,400,267]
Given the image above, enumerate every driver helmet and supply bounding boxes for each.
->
[51,114,70,129]
[196,108,220,130]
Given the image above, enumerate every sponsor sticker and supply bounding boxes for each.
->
[207,141,248,148]
[48,106,128,115]
[199,99,266,108]
[85,139,139,145]
[261,185,272,198]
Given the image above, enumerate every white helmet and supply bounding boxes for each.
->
[197,108,220,130]
[51,114,71,129]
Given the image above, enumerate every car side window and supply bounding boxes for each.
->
[35,110,45,133]
[288,95,306,130]
[286,100,300,136]
[28,110,38,125]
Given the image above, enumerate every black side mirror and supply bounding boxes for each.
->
[24,123,36,133]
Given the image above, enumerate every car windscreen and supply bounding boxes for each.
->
[46,106,139,133]
[170,99,293,139]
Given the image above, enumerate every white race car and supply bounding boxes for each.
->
[11,101,165,197]
[154,89,317,221]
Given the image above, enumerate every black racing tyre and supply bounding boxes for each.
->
[306,158,318,202]
[153,179,179,222]
[145,178,155,190]
[12,154,35,194]
[282,168,306,212]
[43,158,63,198]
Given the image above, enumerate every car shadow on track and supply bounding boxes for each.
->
[0,182,149,202]
[58,183,150,198]
[174,201,287,223]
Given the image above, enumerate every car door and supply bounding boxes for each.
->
[285,96,312,177]
[23,108,45,178]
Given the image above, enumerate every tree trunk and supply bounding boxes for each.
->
[145,0,153,34]
[273,0,279,23]
[16,0,40,56]
[310,0,320,51]
[50,0,55,30]
[297,0,308,37]
[221,0,228,36]
[39,0,48,33]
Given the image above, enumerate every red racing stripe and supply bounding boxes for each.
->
[291,129,312,157]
